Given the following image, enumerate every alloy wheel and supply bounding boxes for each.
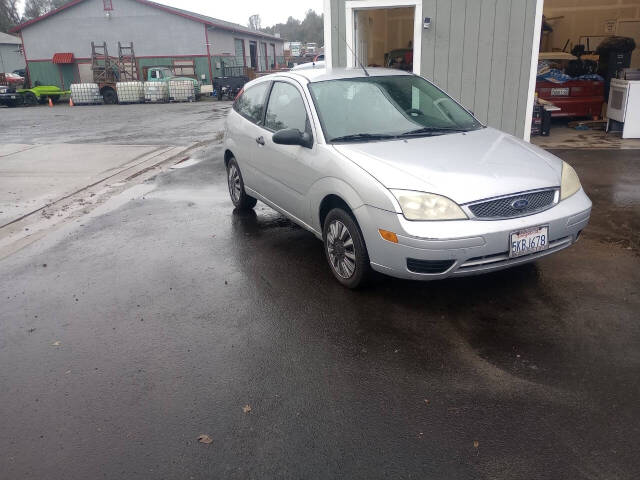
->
[326,220,356,279]
[228,164,241,203]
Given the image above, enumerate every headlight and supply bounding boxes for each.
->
[560,161,581,200]
[390,190,468,221]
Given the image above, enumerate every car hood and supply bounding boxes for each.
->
[332,127,563,204]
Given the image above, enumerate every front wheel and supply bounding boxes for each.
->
[23,92,37,106]
[226,157,257,210]
[323,208,371,288]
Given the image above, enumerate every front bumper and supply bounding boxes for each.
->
[354,189,592,280]
[0,92,24,106]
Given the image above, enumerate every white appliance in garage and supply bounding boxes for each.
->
[607,79,640,139]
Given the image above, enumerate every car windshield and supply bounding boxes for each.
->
[308,75,483,143]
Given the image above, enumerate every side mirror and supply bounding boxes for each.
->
[272,128,313,149]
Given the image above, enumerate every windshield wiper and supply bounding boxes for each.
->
[330,133,398,143]
[399,126,471,137]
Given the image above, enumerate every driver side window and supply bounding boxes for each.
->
[264,82,308,132]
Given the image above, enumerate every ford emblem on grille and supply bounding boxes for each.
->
[511,198,529,210]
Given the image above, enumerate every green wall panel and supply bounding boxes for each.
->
[27,61,61,87]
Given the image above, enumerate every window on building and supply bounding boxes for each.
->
[234,39,245,67]
[103,0,113,11]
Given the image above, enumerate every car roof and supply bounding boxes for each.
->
[291,67,413,82]
[246,67,414,89]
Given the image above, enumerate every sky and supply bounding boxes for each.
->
[16,0,325,28]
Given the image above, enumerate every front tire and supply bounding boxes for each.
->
[323,208,371,288]
[226,157,257,210]
[23,92,37,106]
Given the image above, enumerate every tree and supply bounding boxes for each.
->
[22,0,69,21]
[0,0,20,33]
[262,10,324,46]
[248,14,261,30]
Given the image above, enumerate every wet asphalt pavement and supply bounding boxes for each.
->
[0,140,639,478]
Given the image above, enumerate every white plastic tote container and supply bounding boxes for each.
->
[144,82,169,103]
[168,80,199,102]
[70,83,102,105]
[116,81,145,103]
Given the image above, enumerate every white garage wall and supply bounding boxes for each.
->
[327,0,543,139]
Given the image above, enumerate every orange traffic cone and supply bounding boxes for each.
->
[69,97,74,107]
[48,97,53,107]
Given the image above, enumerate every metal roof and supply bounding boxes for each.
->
[52,52,75,64]
[10,0,284,42]
[0,32,21,45]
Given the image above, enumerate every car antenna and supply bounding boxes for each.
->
[340,29,369,77]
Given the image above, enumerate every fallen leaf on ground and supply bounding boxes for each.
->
[51,341,61,346]
[242,404,252,414]
[197,434,213,444]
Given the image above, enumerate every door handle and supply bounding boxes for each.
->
[255,136,265,146]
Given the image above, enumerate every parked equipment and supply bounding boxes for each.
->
[213,61,249,101]
[71,83,102,105]
[169,79,198,102]
[19,85,70,105]
[116,81,145,103]
[145,66,200,102]
[144,81,169,102]
[91,41,139,104]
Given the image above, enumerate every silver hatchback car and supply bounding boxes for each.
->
[223,68,591,288]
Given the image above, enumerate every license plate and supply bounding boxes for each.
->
[551,87,569,96]
[10,95,16,99]
[510,226,549,258]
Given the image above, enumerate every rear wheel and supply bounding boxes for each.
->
[102,88,117,104]
[226,156,257,210]
[323,208,371,288]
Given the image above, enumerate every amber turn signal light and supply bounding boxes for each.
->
[378,229,398,243]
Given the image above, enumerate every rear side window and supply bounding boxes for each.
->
[234,82,270,125]
[264,82,308,132]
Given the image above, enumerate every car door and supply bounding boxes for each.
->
[228,81,271,191]
[255,80,318,223]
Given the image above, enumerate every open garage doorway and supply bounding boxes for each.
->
[346,0,422,75]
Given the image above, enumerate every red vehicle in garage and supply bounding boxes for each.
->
[536,80,604,118]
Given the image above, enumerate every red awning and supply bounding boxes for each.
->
[52,53,74,64]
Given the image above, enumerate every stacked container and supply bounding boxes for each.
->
[144,82,169,103]
[70,83,102,105]
[116,81,145,103]
[168,80,199,102]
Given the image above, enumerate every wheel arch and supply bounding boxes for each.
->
[224,149,234,167]
[319,194,354,230]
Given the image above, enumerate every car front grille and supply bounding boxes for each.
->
[467,189,557,219]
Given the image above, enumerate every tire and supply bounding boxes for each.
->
[102,88,117,105]
[323,208,371,288]
[23,92,37,106]
[226,156,257,210]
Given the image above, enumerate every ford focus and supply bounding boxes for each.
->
[223,68,591,288]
